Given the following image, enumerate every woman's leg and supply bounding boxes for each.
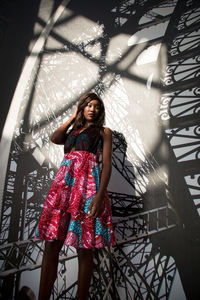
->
[77,248,94,300]
[38,240,64,300]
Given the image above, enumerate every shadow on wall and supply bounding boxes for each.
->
[110,130,143,218]
[0,0,42,139]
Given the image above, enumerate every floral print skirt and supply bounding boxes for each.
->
[35,151,115,248]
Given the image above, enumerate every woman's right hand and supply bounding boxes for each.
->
[51,105,78,144]
[71,105,78,120]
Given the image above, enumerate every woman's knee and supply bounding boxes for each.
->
[44,240,64,257]
[77,248,94,261]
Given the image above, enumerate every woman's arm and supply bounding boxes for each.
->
[50,107,77,144]
[88,127,112,218]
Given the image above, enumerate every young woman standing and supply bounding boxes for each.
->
[36,92,115,300]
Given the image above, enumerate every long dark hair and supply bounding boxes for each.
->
[72,93,105,129]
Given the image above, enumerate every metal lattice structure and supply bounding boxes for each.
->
[0,0,200,299]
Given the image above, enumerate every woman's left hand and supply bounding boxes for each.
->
[87,195,103,218]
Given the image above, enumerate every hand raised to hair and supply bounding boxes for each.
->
[71,105,78,120]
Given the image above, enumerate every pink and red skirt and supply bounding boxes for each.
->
[35,151,115,248]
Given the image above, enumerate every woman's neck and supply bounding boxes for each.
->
[83,122,95,128]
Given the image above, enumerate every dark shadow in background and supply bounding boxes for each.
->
[0,0,43,139]
[110,130,143,217]
[0,1,42,298]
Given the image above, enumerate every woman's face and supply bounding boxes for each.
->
[83,99,100,123]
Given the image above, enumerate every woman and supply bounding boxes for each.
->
[36,92,115,300]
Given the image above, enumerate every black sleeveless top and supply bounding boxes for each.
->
[64,126,103,155]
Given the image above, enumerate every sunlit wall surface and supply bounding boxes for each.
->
[0,0,200,299]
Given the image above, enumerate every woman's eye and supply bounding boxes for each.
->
[87,103,100,110]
